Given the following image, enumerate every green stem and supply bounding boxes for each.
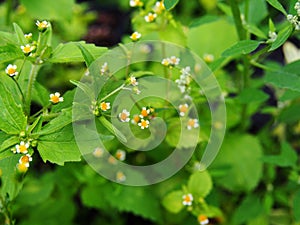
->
[16,56,27,81]
[229,0,246,40]
[100,84,125,102]
[250,61,277,72]
[5,0,12,26]
[11,77,25,105]
[24,64,40,116]
[0,197,13,225]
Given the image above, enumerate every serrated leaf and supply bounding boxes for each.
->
[265,60,300,92]
[35,108,72,136]
[232,195,264,225]
[0,154,23,199]
[187,171,212,198]
[269,25,293,51]
[37,125,81,165]
[164,0,179,10]
[76,43,95,67]
[49,42,106,63]
[13,23,26,46]
[0,44,23,63]
[105,185,162,222]
[0,81,27,135]
[0,136,19,152]
[70,80,95,101]
[98,116,127,143]
[262,142,298,167]
[210,134,263,192]
[222,40,260,57]
[190,15,219,28]
[237,88,269,104]
[162,190,184,213]
[266,0,287,15]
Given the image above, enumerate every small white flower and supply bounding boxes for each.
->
[139,107,150,118]
[138,119,150,129]
[100,62,109,75]
[21,44,35,54]
[100,102,110,111]
[5,64,18,77]
[179,104,188,117]
[130,31,142,41]
[115,150,126,161]
[36,20,49,30]
[19,154,33,168]
[129,76,138,86]
[153,1,165,14]
[119,109,130,122]
[130,0,143,7]
[24,33,32,39]
[16,141,30,154]
[169,56,180,66]
[182,193,193,206]
[93,147,104,158]
[144,13,157,23]
[50,92,64,104]
[198,215,209,225]
[116,171,126,182]
[187,118,199,130]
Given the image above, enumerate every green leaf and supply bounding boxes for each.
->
[294,189,300,222]
[265,60,300,92]
[190,15,219,28]
[278,103,300,124]
[0,136,19,152]
[269,25,293,51]
[15,173,55,206]
[187,171,212,198]
[49,42,107,63]
[222,40,261,57]
[244,24,267,39]
[0,154,23,199]
[232,195,264,225]
[76,43,95,67]
[70,80,95,101]
[35,108,72,136]
[37,125,81,165]
[0,44,23,64]
[266,0,287,15]
[20,0,75,21]
[32,82,50,107]
[104,185,162,222]
[188,18,238,58]
[13,23,26,46]
[0,80,27,135]
[0,31,18,45]
[237,88,269,104]
[98,116,127,143]
[80,184,108,210]
[162,190,184,213]
[262,142,298,167]
[210,134,263,192]
[164,0,179,10]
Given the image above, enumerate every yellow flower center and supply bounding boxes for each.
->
[131,33,139,41]
[188,119,196,127]
[148,14,155,22]
[51,95,60,104]
[184,195,192,203]
[23,46,32,53]
[19,144,28,153]
[198,215,208,224]
[7,67,16,75]
[100,102,108,111]
[120,112,128,121]
[116,152,123,160]
[141,120,148,128]
[17,163,28,173]
[133,115,140,123]
[20,155,30,164]
[141,109,148,117]
[179,105,188,113]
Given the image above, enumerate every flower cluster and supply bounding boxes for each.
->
[161,56,180,67]
[175,66,191,93]
[100,62,109,75]
[118,106,156,130]
[11,140,32,173]
[91,100,111,116]
[126,75,141,94]
[287,0,300,30]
